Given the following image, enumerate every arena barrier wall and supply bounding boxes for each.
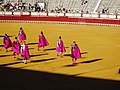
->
[0,15,120,25]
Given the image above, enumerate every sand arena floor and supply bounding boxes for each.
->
[0,22,120,83]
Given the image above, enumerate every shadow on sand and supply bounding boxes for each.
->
[45,48,56,51]
[45,47,69,51]
[0,66,120,90]
[0,54,12,58]
[31,58,56,63]
[0,35,13,38]
[0,58,56,67]
[29,48,35,50]
[0,62,21,67]
[63,58,102,67]
[81,52,88,54]
[0,44,4,47]
[80,58,103,64]
[30,53,48,57]
[28,42,38,45]
[64,51,88,57]
[63,64,77,67]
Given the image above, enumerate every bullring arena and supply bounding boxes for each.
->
[0,0,120,90]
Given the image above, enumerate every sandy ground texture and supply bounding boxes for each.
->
[0,22,120,90]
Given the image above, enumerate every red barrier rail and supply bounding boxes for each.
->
[0,15,120,25]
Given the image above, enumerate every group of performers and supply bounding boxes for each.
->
[3,27,81,65]
[3,27,30,64]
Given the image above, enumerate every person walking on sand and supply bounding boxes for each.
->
[18,27,26,41]
[3,33,12,52]
[21,41,30,64]
[71,41,81,65]
[56,36,66,58]
[38,31,49,51]
[12,37,20,58]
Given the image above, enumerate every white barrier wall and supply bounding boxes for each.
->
[0,12,119,19]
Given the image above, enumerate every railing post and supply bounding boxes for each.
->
[98,11,100,18]
[115,12,118,19]
[46,10,48,16]
[12,11,14,16]
[81,10,83,17]
[29,11,31,16]
[63,11,66,17]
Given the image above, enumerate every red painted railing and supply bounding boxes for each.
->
[0,15,120,25]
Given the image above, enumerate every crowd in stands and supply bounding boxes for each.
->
[50,6,88,14]
[0,0,118,15]
[0,0,93,14]
[50,0,88,14]
[0,1,46,12]
[81,0,88,5]
[50,6,68,13]
[0,1,82,14]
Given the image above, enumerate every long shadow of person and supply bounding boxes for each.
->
[31,58,57,63]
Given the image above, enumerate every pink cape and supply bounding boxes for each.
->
[4,37,12,49]
[38,35,49,47]
[56,40,66,52]
[12,41,20,53]
[19,30,26,41]
[21,44,30,60]
[71,44,81,59]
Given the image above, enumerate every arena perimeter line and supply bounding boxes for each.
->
[0,20,120,27]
